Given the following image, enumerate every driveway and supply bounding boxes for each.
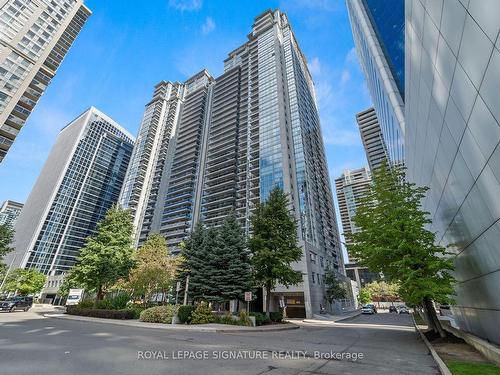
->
[0,307,438,374]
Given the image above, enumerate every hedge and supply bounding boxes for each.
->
[270,311,283,322]
[139,305,178,324]
[177,305,196,324]
[66,306,135,320]
[250,312,271,326]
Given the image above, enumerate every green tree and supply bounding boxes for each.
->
[4,268,46,295]
[207,213,254,304]
[124,234,181,305]
[358,288,372,305]
[324,267,347,305]
[58,271,81,298]
[180,222,211,302]
[69,205,135,301]
[249,187,303,316]
[0,223,14,275]
[347,162,454,337]
[364,281,399,302]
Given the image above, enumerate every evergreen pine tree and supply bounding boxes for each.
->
[181,222,210,301]
[211,213,254,303]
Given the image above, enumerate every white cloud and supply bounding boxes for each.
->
[340,69,350,85]
[345,47,358,64]
[168,0,202,11]
[308,57,321,76]
[322,125,360,147]
[201,17,216,35]
[307,56,370,149]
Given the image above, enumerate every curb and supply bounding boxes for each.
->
[44,313,299,333]
[302,310,362,324]
[335,310,362,322]
[412,314,452,375]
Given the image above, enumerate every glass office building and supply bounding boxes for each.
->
[121,10,344,318]
[10,107,134,275]
[0,0,91,162]
[346,0,405,164]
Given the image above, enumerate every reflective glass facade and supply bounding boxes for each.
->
[258,27,283,201]
[363,0,405,99]
[347,0,405,165]
[11,108,134,275]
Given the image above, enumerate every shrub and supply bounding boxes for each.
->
[95,299,113,310]
[238,311,252,326]
[217,312,239,325]
[127,306,146,319]
[77,299,94,309]
[177,305,196,324]
[139,305,178,324]
[250,312,270,326]
[191,301,216,324]
[66,306,135,319]
[270,311,283,322]
[108,293,130,310]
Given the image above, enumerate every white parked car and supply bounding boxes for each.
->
[66,289,84,306]
[361,305,375,314]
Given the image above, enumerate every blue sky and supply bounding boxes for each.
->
[0,0,371,229]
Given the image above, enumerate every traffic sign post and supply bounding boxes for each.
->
[244,292,252,313]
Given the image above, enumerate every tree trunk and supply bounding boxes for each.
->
[423,297,446,338]
[265,284,271,318]
[96,284,104,301]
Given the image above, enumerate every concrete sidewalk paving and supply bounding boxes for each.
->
[44,313,299,333]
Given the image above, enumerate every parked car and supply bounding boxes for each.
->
[0,296,33,312]
[399,307,410,314]
[389,305,398,313]
[66,288,85,306]
[365,303,377,313]
[361,305,375,314]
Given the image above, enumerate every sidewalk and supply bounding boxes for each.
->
[301,309,362,324]
[44,313,299,333]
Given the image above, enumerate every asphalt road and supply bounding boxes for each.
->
[0,307,439,375]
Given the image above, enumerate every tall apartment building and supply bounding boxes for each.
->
[356,107,387,171]
[346,0,405,164]
[335,167,379,288]
[335,167,371,243]
[0,199,23,227]
[0,0,91,162]
[406,0,500,344]
[119,80,188,245]
[8,107,134,275]
[121,9,344,317]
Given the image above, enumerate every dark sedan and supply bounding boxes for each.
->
[0,296,33,312]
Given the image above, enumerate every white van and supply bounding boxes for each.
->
[66,289,84,306]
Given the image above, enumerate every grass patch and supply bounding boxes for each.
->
[447,361,500,375]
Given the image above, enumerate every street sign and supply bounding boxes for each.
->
[176,281,181,292]
[244,292,252,302]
